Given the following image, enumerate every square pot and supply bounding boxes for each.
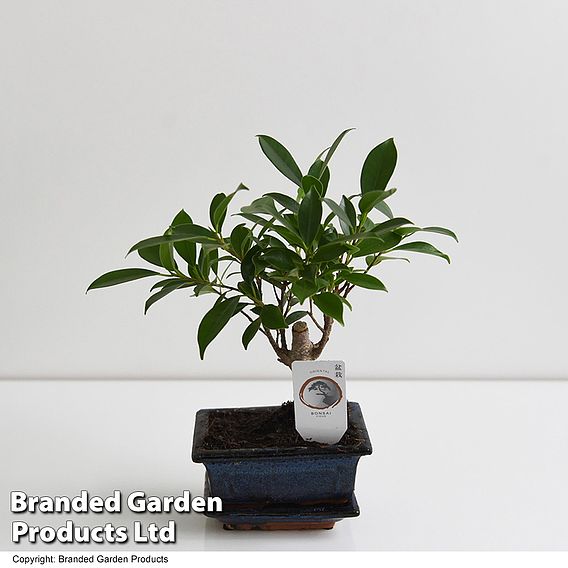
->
[191,401,372,530]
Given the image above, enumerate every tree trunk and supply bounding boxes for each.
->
[290,321,313,361]
[264,317,334,368]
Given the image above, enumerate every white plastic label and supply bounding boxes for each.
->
[292,360,347,444]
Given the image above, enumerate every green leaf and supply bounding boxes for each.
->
[301,263,317,281]
[260,248,303,271]
[359,188,397,214]
[260,304,288,329]
[313,292,344,325]
[362,216,375,231]
[308,157,325,178]
[210,184,249,230]
[270,225,305,248]
[197,248,209,278]
[234,302,248,315]
[291,279,318,303]
[237,281,254,298]
[316,276,332,290]
[139,210,194,268]
[360,138,397,194]
[352,233,402,257]
[188,264,202,280]
[313,242,351,263]
[366,255,409,267]
[331,218,411,243]
[198,296,240,359]
[173,223,218,238]
[285,310,309,325]
[264,192,299,214]
[230,224,252,259]
[158,227,177,272]
[150,278,186,291]
[87,268,161,291]
[320,128,354,173]
[240,197,294,233]
[323,197,353,230]
[240,196,279,216]
[342,272,387,291]
[242,318,261,350]
[171,209,192,227]
[342,195,357,229]
[238,212,277,232]
[196,245,219,278]
[128,225,216,255]
[241,245,261,282]
[209,192,227,230]
[204,247,220,277]
[422,226,458,242]
[375,200,394,219]
[257,135,303,185]
[240,281,262,301]
[159,242,176,272]
[320,164,330,194]
[252,252,270,273]
[298,187,322,246]
[260,235,287,249]
[396,226,459,242]
[339,295,352,311]
[144,281,188,314]
[319,226,340,245]
[301,175,324,197]
[372,217,412,236]
[193,284,216,296]
[308,159,330,192]
[392,241,451,263]
[235,212,266,228]
[319,263,349,279]
[322,211,336,229]
[138,245,162,267]
[171,210,196,265]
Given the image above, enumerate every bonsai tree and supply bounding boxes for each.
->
[88,130,456,367]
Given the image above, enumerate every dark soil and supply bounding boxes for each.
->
[201,401,368,452]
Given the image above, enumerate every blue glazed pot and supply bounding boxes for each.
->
[191,401,372,530]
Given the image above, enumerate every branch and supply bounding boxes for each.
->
[262,326,292,368]
[308,298,325,333]
[240,310,255,324]
[344,284,355,297]
[280,329,288,351]
[282,287,293,316]
[312,315,334,359]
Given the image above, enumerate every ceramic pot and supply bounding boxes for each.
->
[191,401,372,530]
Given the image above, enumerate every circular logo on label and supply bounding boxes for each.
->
[299,376,343,409]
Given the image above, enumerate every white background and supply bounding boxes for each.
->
[1,0,567,380]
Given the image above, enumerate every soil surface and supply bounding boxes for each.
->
[201,401,368,451]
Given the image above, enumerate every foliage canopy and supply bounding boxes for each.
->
[88,131,456,366]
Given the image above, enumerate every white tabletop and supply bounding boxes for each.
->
[2,379,567,551]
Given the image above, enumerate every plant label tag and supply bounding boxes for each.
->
[292,360,347,444]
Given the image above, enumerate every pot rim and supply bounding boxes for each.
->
[192,401,372,461]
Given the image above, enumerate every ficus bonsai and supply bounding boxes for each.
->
[88,130,456,367]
